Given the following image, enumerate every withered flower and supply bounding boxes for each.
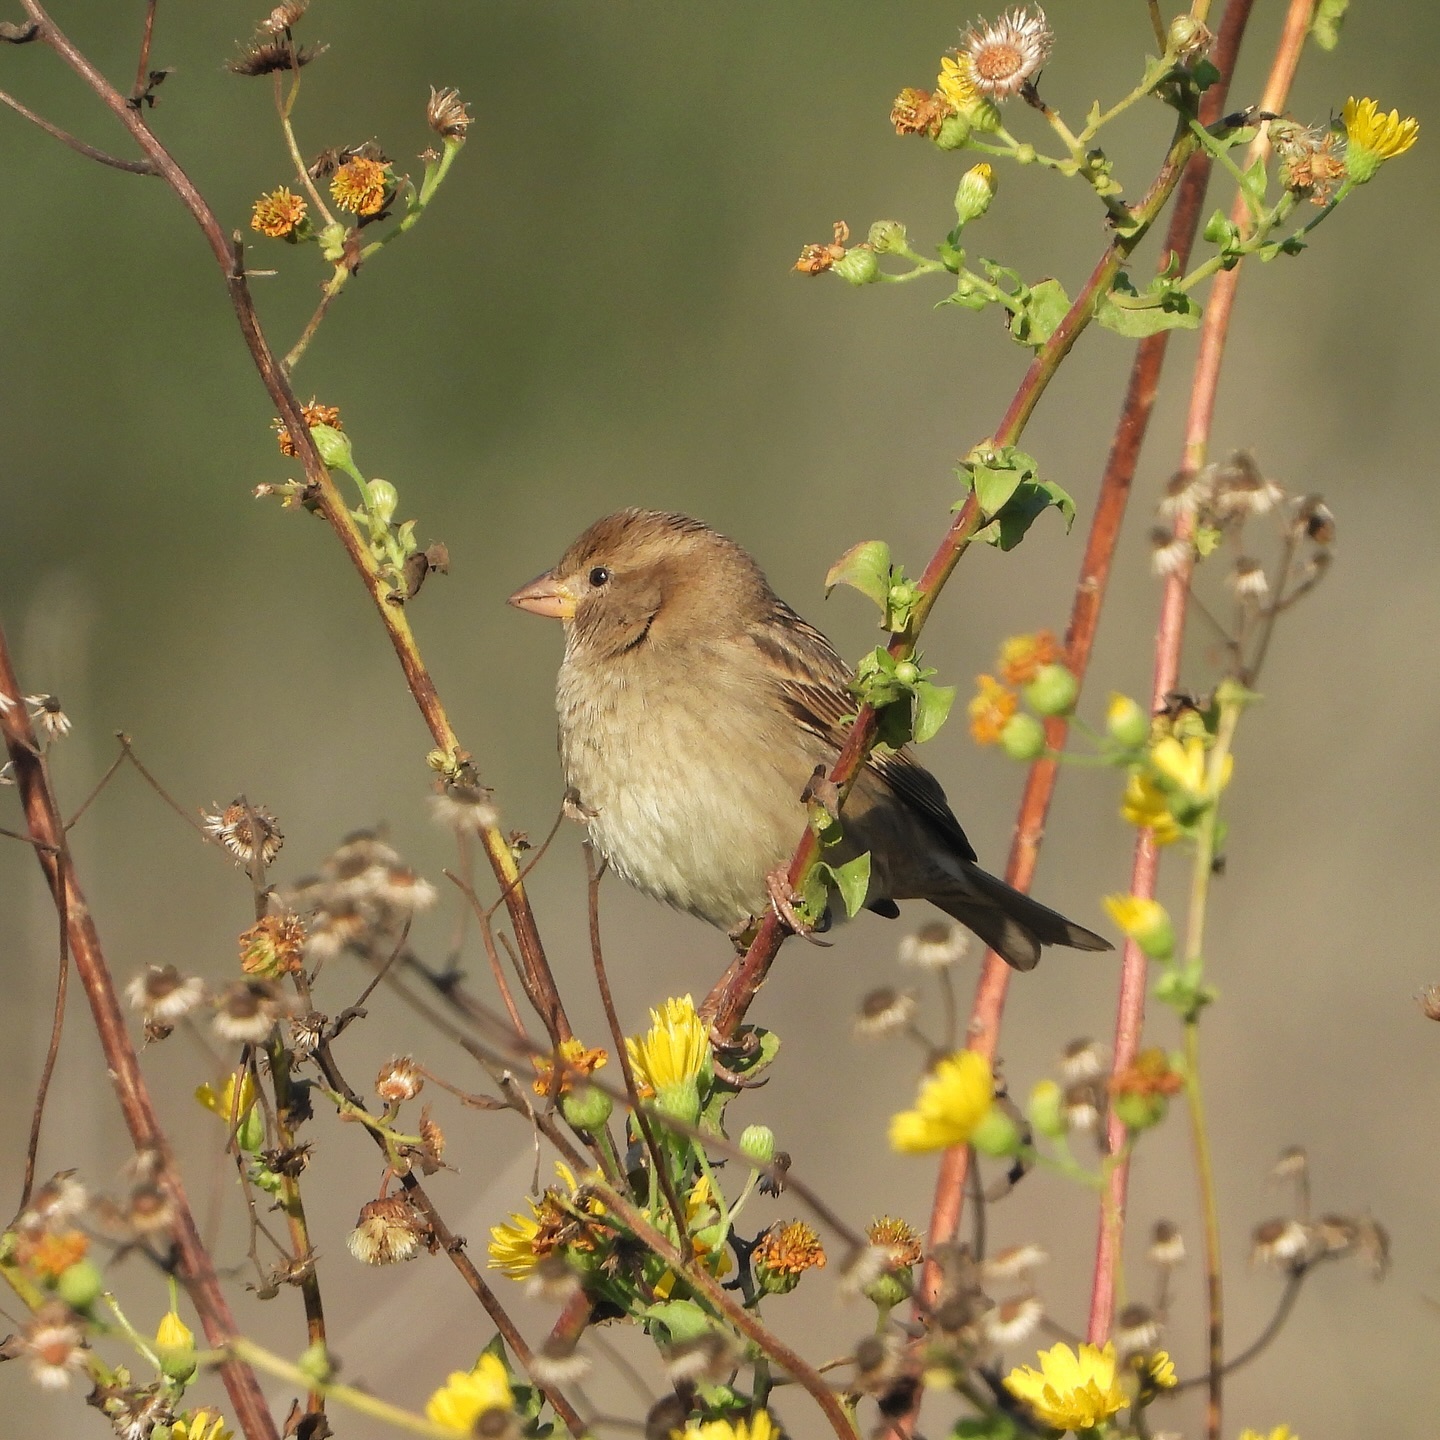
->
[239,914,306,978]
[274,398,341,457]
[375,1055,425,1103]
[227,37,327,76]
[202,800,283,868]
[427,86,472,140]
[347,1194,429,1265]
[251,187,307,239]
[330,156,390,216]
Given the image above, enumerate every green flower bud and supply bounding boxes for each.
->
[318,222,348,263]
[1167,15,1213,63]
[739,1124,776,1166]
[561,1084,613,1134]
[862,1267,914,1311]
[1000,712,1047,761]
[308,423,353,470]
[969,1105,1023,1158]
[867,220,909,254]
[953,164,998,226]
[1113,1091,1169,1133]
[54,1258,103,1312]
[366,478,399,524]
[933,113,973,151]
[832,246,880,286]
[894,661,921,687]
[1027,1080,1066,1139]
[1103,894,1176,961]
[655,1078,701,1126]
[236,1105,265,1155]
[297,1340,334,1387]
[1024,663,1079,717]
[1106,693,1150,750]
[1014,142,1037,165]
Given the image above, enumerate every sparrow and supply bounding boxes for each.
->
[508,509,1110,970]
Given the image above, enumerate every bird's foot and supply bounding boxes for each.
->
[765,868,831,946]
[562,787,598,824]
[726,918,759,954]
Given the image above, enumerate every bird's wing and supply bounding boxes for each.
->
[748,602,978,863]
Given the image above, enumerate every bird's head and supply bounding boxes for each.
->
[508,509,769,659]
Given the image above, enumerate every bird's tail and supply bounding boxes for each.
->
[933,862,1112,972]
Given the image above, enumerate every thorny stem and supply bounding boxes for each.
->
[919,0,1257,1334]
[1086,0,1317,1370]
[12,0,575,1055]
[0,624,280,1440]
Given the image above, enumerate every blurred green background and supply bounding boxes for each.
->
[3,2,1437,1435]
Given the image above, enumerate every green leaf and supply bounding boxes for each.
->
[1006,276,1071,350]
[1311,0,1348,49]
[975,477,1076,551]
[1096,272,1202,338]
[1190,58,1221,92]
[640,1300,714,1346]
[912,680,956,743]
[1203,209,1238,246]
[953,1413,1020,1439]
[963,445,1038,518]
[825,540,892,609]
[830,852,872,918]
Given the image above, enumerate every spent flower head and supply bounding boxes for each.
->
[958,6,1053,102]
[250,187,307,239]
[427,86,472,140]
[330,155,391,216]
[202,800,283,868]
[968,674,1018,744]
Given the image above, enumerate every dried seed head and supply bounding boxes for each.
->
[1150,528,1193,579]
[347,1195,428,1265]
[227,37,326,75]
[375,1055,425,1103]
[1157,467,1212,521]
[982,1293,1044,1348]
[126,965,206,1023]
[212,979,290,1045]
[1250,1217,1312,1270]
[1062,1080,1104,1134]
[1227,558,1269,601]
[958,6,1053,101]
[430,779,499,834]
[21,1302,87,1389]
[239,914,307,978]
[1210,450,1285,518]
[261,1,309,33]
[1113,1301,1163,1358]
[26,694,71,740]
[890,86,950,137]
[374,865,439,912]
[1148,1220,1186,1268]
[524,1253,581,1304]
[533,1335,590,1385]
[853,987,916,1040]
[427,86,472,140]
[1059,1037,1106,1083]
[1293,495,1337,545]
[1418,985,1440,1021]
[203,800,283,868]
[18,1172,88,1234]
[1269,1145,1308,1183]
[981,1242,1048,1284]
[898,920,970,970]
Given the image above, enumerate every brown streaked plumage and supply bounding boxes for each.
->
[509,509,1111,970]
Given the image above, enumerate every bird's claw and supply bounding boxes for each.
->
[765,868,831,947]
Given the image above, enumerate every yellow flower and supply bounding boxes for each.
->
[1146,1350,1177,1389]
[1121,770,1181,844]
[155,1309,194,1351]
[170,1412,232,1440]
[195,1071,257,1122]
[680,1412,780,1440]
[425,1352,514,1433]
[330,156,390,215]
[1342,97,1418,183]
[1004,1341,1126,1430]
[968,675,1018,746]
[1239,1429,1297,1440]
[936,54,978,111]
[487,1205,542,1279]
[532,1037,608,1096]
[250,187,307,238]
[998,630,1059,686]
[627,995,708,1117]
[1149,734,1231,800]
[1102,894,1174,960]
[889,1050,994,1153]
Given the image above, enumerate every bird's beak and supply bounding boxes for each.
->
[508,571,576,620]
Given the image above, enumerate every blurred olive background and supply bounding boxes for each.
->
[3,2,1437,1435]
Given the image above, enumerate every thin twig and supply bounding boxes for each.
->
[20,834,70,1209]
[130,0,158,103]
[0,87,156,173]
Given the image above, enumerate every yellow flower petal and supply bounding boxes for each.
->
[890,1050,994,1154]
[425,1352,514,1433]
[1004,1342,1126,1430]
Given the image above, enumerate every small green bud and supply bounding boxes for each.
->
[654,1078,701,1126]
[318,222,348,263]
[867,220,909,254]
[1027,1080,1066,1139]
[297,1340,334,1387]
[308,423,353,470]
[561,1084,613,1134]
[970,1105,1023,1158]
[366,478,399,524]
[933,113,973,150]
[54,1259,103,1312]
[236,1105,265,1155]
[832,246,880,285]
[1106,693,1150,749]
[739,1124,776,1166]
[1024,663,1080,717]
[1113,1091,1169,1133]
[953,164,998,226]
[1000,712,1047,761]
[1167,14,1213,63]
[894,661,921,687]
[1014,142,1037,165]
[862,1267,913,1311]
[1103,894,1175,961]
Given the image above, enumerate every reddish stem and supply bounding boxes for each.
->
[1085,0,1319,1366]
[923,0,1262,1309]
[0,635,279,1440]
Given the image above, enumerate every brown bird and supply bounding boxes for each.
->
[509,509,1110,970]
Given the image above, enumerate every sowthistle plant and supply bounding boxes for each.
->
[0,3,1417,1440]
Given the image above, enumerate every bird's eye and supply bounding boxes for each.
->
[588,566,612,588]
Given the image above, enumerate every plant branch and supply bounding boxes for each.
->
[0,87,156,172]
